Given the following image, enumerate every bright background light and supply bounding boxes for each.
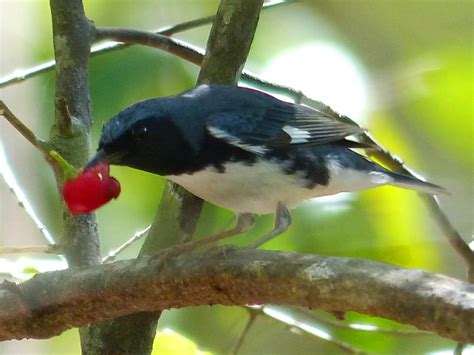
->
[260,42,372,211]
[262,42,371,123]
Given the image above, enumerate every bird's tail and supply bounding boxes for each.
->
[387,172,448,195]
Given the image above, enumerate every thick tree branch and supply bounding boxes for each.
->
[0,248,472,343]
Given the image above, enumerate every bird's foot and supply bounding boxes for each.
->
[155,240,202,265]
[206,243,239,258]
[156,213,255,263]
[247,202,291,249]
[155,240,239,269]
[188,213,254,252]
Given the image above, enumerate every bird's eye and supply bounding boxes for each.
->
[132,126,149,141]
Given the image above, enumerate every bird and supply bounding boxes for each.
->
[86,84,445,248]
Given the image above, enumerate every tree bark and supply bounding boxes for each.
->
[48,0,103,352]
[49,1,99,267]
[197,0,264,84]
[1,248,472,343]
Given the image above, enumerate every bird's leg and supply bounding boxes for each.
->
[158,213,256,259]
[247,202,291,249]
[187,213,255,248]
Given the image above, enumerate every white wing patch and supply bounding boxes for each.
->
[282,125,311,144]
[208,126,268,154]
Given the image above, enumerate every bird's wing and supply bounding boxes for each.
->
[206,103,364,154]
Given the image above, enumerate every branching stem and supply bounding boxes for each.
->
[0,101,50,158]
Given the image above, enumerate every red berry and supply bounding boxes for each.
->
[62,163,121,215]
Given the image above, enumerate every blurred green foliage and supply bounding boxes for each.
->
[0,0,472,354]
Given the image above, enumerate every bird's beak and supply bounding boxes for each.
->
[85,149,124,171]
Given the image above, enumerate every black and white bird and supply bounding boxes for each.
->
[87,85,445,247]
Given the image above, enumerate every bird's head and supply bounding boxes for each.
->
[86,98,196,176]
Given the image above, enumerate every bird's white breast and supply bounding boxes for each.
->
[167,158,387,214]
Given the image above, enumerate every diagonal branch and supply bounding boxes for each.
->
[249,306,365,354]
[89,28,310,97]
[0,248,472,343]
[0,101,63,184]
[0,101,51,159]
[102,225,151,263]
[358,133,474,281]
[94,28,204,66]
[0,0,292,89]
[280,306,431,336]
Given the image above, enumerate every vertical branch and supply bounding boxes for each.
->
[90,0,265,354]
[48,0,102,353]
[49,0,100,267]
[197,0,264,85]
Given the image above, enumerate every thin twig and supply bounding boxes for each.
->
[0,101,61,176]
[421,195,474,281]
[91,28,303,94]
[293,327,364,354]
[238,306,368,354]
[290,307,431,336]
[95,28,204,66]
[91,27,298,94]
[254,306,365,354]
[454,342,466,355]
[231,309,259,355]
[359,135,474,352]
[236,304,429,355]
[0,101,64,244]
[359,133,474,281]
[0,101,50,158]
[0,0,292,89]
[102,225,151,263]
[0,143,56,245]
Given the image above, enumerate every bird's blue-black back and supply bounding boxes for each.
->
[98,85,375,186]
